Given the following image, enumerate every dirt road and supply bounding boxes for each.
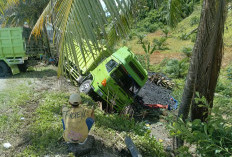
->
[0,79,7,92]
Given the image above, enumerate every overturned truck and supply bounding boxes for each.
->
[64,46,148,110]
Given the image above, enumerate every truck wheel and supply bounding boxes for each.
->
[0,61,11,77]
[80,80,92,94]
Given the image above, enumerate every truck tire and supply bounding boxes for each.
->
[0,61,11,77]
[80,80,92,94]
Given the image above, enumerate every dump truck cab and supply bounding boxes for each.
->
[80,47,148,110]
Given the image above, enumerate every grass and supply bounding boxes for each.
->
[1,66,166,156]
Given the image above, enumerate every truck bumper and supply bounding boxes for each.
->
[9,64,20,75]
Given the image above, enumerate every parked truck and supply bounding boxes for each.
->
[0,27,47,77]
[0,27,28,77]
[65,46,148,110]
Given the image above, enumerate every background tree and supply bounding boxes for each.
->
[1,0,49,27]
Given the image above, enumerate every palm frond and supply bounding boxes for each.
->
[31,0,135,77]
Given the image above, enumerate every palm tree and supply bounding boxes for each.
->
[30,0,135,76]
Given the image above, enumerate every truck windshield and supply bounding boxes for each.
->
[110,65,140,96]
[106,59,118,73]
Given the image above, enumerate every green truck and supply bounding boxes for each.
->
[0,27,28,77]
[0,27,46,77]
[65,46,148,110]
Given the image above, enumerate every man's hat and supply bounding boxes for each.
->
[69,93,81,105]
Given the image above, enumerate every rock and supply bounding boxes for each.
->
[68,135,95,156]
[3,143,12,149]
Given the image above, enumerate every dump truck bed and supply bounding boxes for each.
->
[0,27,26,63]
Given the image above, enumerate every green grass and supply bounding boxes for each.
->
[0,69,166,156]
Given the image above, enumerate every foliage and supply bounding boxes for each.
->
[137,33,147,44]
[215,75,232,97]
[141,42,156,70]
[162,27,170,38]
[190,16,200,26]
[181,46,193,58]
[135,9,164,33]
[153,37,168,50]
[135,0,199,28]
[165,58,189,78]
[179,33,190,40]
[227,64,232,80]
[168,105,232,156]
[191,33,197,42]
[2,0,49,27]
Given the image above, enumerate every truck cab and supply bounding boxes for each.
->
[80,47,148,110]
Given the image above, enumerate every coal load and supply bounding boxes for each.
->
[137,80,175,107]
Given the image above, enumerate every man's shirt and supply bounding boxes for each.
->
[62,106,92,143]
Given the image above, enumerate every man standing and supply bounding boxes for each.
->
[62,93,95,144]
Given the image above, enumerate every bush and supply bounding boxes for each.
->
[165,59,189,78]
[190,16,200,26]
[168,105,232,156]
[191,33,197,42]
[162,27,170,38]
[181,46,193,58]
[227,64,232,80]
[137,33,146,44]
[153,37,168,50]
[179,33,190,40]
[148,24,159,33]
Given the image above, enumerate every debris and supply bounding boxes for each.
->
[148,73,175,90]
[159,139,163,143]
[125,136,142,157]
[20,117,25,120]
[3,143,12,149]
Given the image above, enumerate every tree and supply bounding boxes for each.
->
[1,0,49,27]
[178,0,227,122]
[30,0,136,76]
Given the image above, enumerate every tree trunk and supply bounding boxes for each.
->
[178,0,226,121]
[176,0,226,148]
[191,0,226,121]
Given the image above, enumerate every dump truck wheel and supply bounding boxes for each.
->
[0,61,11,77]
[80,80,92,94]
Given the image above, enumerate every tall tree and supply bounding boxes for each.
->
[178,0,227,122]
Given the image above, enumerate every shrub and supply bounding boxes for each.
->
[191,33,197,42]
[142,42,156,70]
[137,33,146,44]
[181,46,193,58]
[162,27,170,38]
[190,16,200,26]
[153,37,168,50]
[148,24,159,33]
[179,33,190,40]
[227,64,232,80]
[165,59,189,78]
[168,105,232,156]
